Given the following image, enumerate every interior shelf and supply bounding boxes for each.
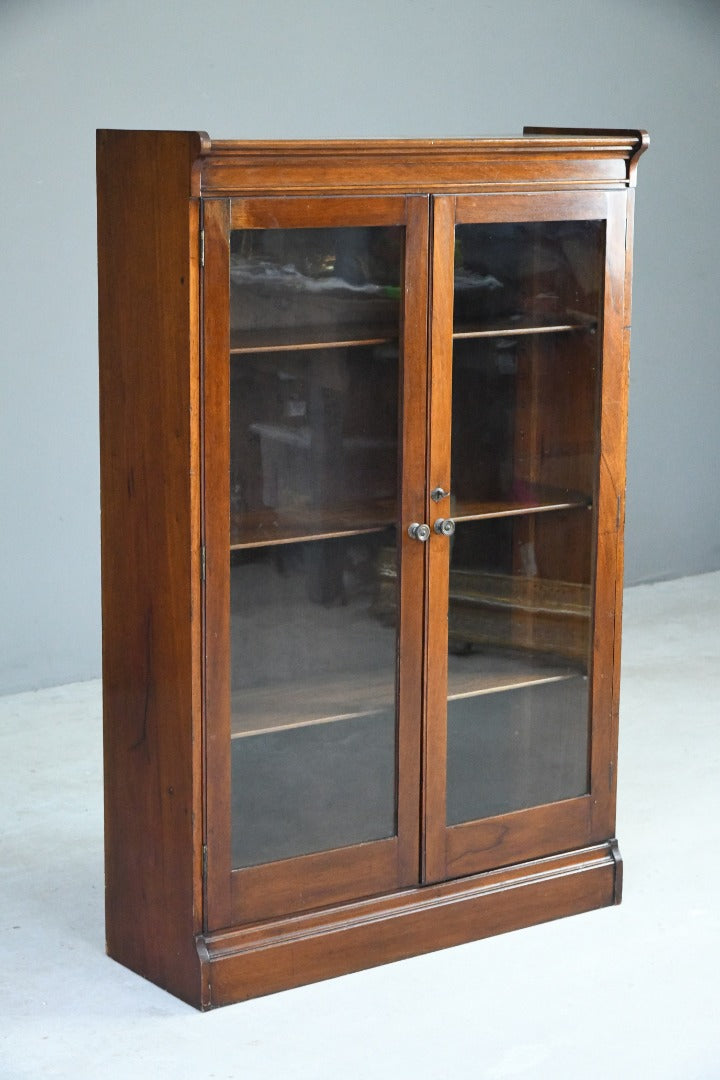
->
[453,312,597,340]
[230,325,398,354]
[230,500,395,549]
[451,492,590,523]
[231,670,395,738]
[231,653,583,738]
[230,314,594,352]
[230,489,589,550]
[447,651,582,701]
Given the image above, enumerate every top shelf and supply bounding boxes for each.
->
[228,313,596,355]
[453,312,597,341]
[230,325,398,354]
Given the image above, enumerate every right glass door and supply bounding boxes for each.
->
[424,191,627,882]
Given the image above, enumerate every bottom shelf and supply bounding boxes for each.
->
[229,656,590,870]
[447,672,590,825]
[231,707,396,868]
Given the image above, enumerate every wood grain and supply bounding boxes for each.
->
[202,842,618,1007]
[445,797,593,878]
[230,195,407,229]
[200,135,643,198]
[608,186,638,820]
[230,838,402,924]
[422,195,456,884]
[588,191,630,842]
[201,198,234,929]
[97,129,205,1005]
[523,126,649,183]
[395,194,430,886]
[454,189,613,224]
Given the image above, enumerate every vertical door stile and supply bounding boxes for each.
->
[202,198,233,930]
[423,196,456,883]
[396,195,431,885]
[588,190,628,841]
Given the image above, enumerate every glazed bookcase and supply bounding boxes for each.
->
[97,127,647,1008]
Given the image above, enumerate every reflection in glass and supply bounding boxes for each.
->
[445,518,592,824]
[230,345,398,548]
[229,226,402,868]
[446,220,603,825]
[453,220,603,332]
[230,532,398,867]
[230,226,402,347]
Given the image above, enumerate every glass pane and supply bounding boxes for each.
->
[446,220,603,825]
[454,220,602,333]
[229,225,402,868]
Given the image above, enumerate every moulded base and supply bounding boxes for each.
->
[195,840,622,1009]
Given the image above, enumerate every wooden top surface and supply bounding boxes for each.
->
[97,128,648,197]
[199,128,648,195]
[203,129,647,156]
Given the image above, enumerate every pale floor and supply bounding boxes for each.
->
[1,573,719,1079]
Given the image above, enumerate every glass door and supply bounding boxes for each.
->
[424,192,627,882]
[203,196,429,927]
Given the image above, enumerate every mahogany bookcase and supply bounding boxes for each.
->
[97,127,647,1008]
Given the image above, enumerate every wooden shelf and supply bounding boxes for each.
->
[231,671,395,737]
[231,654,584,739]
[453,312,596,340]
[447,652,582,701]
[230,500,395,549]
[452,492,590,523]
[231,314,595,352]
[230,325,398,354]
[230,492,588,548]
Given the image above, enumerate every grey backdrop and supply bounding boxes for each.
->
[2,0,719,694]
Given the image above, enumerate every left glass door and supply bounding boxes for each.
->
[203,197,429,927]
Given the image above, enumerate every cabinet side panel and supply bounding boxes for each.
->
[97,130,203,1006]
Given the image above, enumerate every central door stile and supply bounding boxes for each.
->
[422,196,457,884]
[396,195,431,886]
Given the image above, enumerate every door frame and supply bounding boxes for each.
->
[202,194,430,929]
[423,190,628,883]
